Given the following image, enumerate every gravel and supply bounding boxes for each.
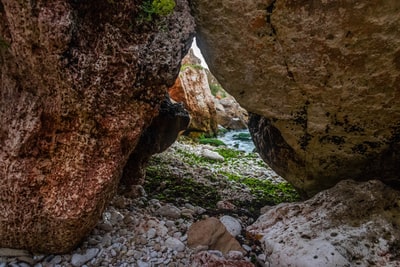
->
[0,139,287,266]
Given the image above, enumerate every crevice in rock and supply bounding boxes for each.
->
[266,0,276,30]
[266,0,296,82]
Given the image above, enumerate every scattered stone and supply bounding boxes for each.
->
[220,215,242,237]
[201,149,224,162]
[156,205,182,219]
[216,200,237,210]
[146,228,157,239]
[165,238,185,252]
[71,248,99,267]
[0,138,278,266]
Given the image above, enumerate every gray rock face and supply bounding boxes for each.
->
[0,0,194,253]
[191,0,400,196]
[247,180,400,267]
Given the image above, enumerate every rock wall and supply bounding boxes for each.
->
[190,0,400,196]
[0,0,194,253]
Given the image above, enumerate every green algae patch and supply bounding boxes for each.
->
[144,138,300,214]
[144,158,221,209]
[219,171,300,207]
[198,138,226,147]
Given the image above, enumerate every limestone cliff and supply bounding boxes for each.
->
[248,180,400,266]
[0,0,194,253]
[191,0,400,196]
[169,50,218,136]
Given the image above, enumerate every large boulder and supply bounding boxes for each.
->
[247,180,400,267]
[191,0,400,196]
[169,50,218,136]
[0,0,194,253]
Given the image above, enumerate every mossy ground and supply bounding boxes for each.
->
[144,137,300,216]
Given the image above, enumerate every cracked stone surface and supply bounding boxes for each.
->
[190,0,400,196]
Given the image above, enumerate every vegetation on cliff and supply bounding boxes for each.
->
[140,0,176,21]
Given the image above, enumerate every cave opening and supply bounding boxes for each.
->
[140,37,301,222]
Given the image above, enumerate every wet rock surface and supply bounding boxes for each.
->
[191,0,400,196]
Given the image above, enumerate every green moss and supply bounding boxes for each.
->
[180,63,204,71]
[217,127,229,135]
[151,0,176,16]
[145,160,221,208]
[209,83,227,98]
[198,138,226,147]
[139,0,176,22]
[214,147,242,159]
[219,170,300,210]
[145,137,300,215]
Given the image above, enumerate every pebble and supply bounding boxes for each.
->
[201,149,225,162]
[156,205,182,219]
[0,140,269,266]
[220,215,242,237]
[165,237,185,252]
[146,228,157,239]
[71,248,99,267]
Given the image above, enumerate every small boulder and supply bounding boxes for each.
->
[201,149,224,162]
[187,217,245,255]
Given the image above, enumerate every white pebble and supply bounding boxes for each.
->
[165,237,185,252]
[220,215,242,237]
[71,248,99,267]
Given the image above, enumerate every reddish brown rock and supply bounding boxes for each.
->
[191,0,400,196]
[169,50,218,136]
[187,217,245,255]
[0,0,194,253]
[191,251,255,267]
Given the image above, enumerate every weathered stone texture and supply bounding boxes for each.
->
[191,0,400,196]
[0,0,194,253]
[247,180,400,266]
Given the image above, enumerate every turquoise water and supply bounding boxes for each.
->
[217,129,256,153]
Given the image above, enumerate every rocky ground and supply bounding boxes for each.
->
[0,137,300,267]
